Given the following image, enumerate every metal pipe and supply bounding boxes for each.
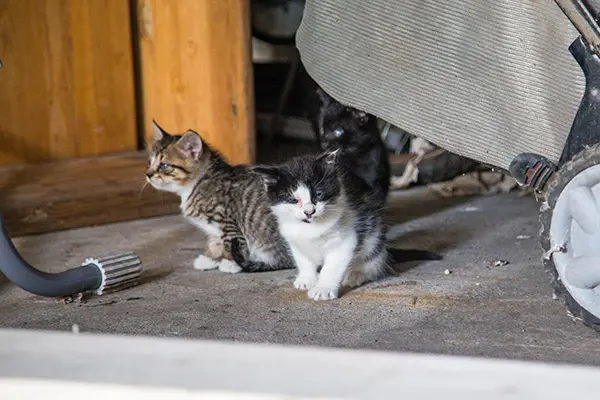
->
[555,0,600,53]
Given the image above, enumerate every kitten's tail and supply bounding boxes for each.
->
[230,239,294,272]
[234,258,294,272]
[387,247,442,264]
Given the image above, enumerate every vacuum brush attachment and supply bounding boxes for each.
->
[0,209,143,298]
[82,252,143,295]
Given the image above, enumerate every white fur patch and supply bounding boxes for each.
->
[179,183,196,205]
[193,254,218,271]
[218,259,242,274]
[294,273,317,290]
[276,204,350,267]
[273,192,358,301]
[308,232,357,300]
[248,244,276,265]
[308,286,339,301]
[190,217,222,238]
[294,184,312,210]
[271,184,321,223]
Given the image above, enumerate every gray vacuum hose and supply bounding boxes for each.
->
[0,212,143,297]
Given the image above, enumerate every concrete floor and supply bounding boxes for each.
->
[2,188,600,365]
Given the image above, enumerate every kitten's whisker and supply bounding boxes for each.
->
[139,181,149,198]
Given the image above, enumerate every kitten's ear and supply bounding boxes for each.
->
[252,166,281,188]
[177,130,203,160]
[350,109,369,125]
[152,120,168,141]
[315,87,334,106]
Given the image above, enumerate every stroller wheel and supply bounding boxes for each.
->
[539,143,600,331]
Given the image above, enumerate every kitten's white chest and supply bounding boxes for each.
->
[294,235,343,265]
[189,216,222,238]
[281,217,351,265]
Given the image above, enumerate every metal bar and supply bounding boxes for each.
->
[555,0,600,53]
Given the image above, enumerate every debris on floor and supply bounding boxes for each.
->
[427,171,529,198]
[444,269,452,275]
[60,292,84,305]
[486,260,510,268]
[543,244,567,260]
[389,137,437,190]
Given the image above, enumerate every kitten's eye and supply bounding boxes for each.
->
[158,162,168,171]
[315,191,323,200]
[333,128,344,137]
[287,197,299,204]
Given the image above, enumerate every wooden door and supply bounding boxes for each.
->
[0,0,137,165]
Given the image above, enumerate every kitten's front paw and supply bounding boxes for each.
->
[308,285,339,301]
[218,259,242,274]
[193,254,218,271]
[343,271,367,288]
[206,238,225,259]
[294,274,317,291]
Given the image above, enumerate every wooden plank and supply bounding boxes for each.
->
[136,0,255,164]
[0,0,137,165]
[0,152,178,237]
[4,329,600,399]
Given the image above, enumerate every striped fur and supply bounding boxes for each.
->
[146,121,295,273]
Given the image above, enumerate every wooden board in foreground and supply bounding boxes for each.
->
[2,329,600,399]
[0,153,179,237]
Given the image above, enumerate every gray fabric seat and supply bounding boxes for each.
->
[296,0,599,169]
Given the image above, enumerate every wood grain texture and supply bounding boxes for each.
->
[0,0,137,165]
[0,152,178,237]
[137,0,255,164]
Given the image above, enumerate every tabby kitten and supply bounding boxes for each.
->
[146,121,296,273]
[253,151,391,300]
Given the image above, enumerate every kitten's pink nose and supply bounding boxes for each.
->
[304,209,315,217]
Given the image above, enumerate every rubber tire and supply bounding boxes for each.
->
[390,150,480,185]
[539,143,600,331]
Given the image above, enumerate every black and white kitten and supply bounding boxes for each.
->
[314,88,441,264]
[254,151,396,300]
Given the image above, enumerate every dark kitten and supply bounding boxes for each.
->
[313,88,441,264]
[315,88,390,204]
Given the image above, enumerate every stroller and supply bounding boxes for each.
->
[296,0,600,331]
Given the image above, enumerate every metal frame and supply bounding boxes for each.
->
[555,0,600,164]
[555,0,600,54]
[510,1,600,190]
